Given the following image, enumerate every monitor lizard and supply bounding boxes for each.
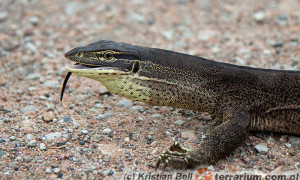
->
[61,40,300,169]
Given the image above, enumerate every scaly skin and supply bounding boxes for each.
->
[62,40,300,169]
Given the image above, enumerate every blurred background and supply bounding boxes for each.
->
[0,0,299,178]
[1,0,299,70]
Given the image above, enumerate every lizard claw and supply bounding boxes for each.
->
[169,142,189,153]
[155,142,191,170]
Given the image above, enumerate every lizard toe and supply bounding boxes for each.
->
[155,148,191,169]
[169,142,189,153]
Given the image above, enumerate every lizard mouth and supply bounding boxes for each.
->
[66,63,108,69]
[61,64,105,101]
[60,63,101,102]
[60,58,139,102]
[60,63,129,101]
[65,63,127,71]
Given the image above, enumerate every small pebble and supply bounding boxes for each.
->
[45,132,62,140]
[95,113,114,120]
[9,136,17,141]
[98,88,109,95]
[43,80,59,88]
[129,132,133,140]
[267,136,276,144]
[173,120,184,126]
[52,118,58,123]
[127,12,146,24]
[29,16,39,26]
[43,112,55,122]
[86,166,95,172]
[39,96,47,100]
[253,11,266,23]
[51,164,59,168]
[272,40,283,48]
[94,103,104,109]
[57,142,65,147]
[24,28,34,36]
[165,131,171,136]
[289,136,300,148]
[151,114,161,118]
[124,137,130,142]
[161,30,174,40]
[277,14,287,21]
[104,169,115,176]
[24,156,31,163]
[27,140,37,147]
[40,143,46,150]
[45,168,52,174]
[130,106,144,112]
[102,128,111,134]
[240,151,247,157]
[17,89,24,94]
[289,149,297,156]
[28,87,36,91]
[63,115,71,122]
[25,42,38,54]
[116,99,132,107]
[146,135,152,141]
[53,168,60,173]
[255,144,269,154]
[81,130,89,135]
[25,134,34,141]
[285,143,292,148]
[26,73,41,80]
[69,104,75,109]
[57,172,64,178]
[211,46,221,54]
[151,141,157,147]
[79,140,85,145]
[108,169,115,175]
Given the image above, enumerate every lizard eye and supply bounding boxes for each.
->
[103,51,114,60]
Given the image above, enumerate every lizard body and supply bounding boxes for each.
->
[62,40,300,169]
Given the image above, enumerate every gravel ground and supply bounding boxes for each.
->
[0,0,299,179]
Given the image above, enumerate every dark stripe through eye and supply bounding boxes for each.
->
[114,54,138,60]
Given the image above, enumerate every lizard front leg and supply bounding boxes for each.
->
[155,108,250,169]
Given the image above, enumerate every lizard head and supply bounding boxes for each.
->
[64,40,141,77]
[61,40,150,102]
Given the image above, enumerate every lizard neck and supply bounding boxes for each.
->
[115,48,225,114]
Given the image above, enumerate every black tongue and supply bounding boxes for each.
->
[60,71,72,101]
[60,63,79,101]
